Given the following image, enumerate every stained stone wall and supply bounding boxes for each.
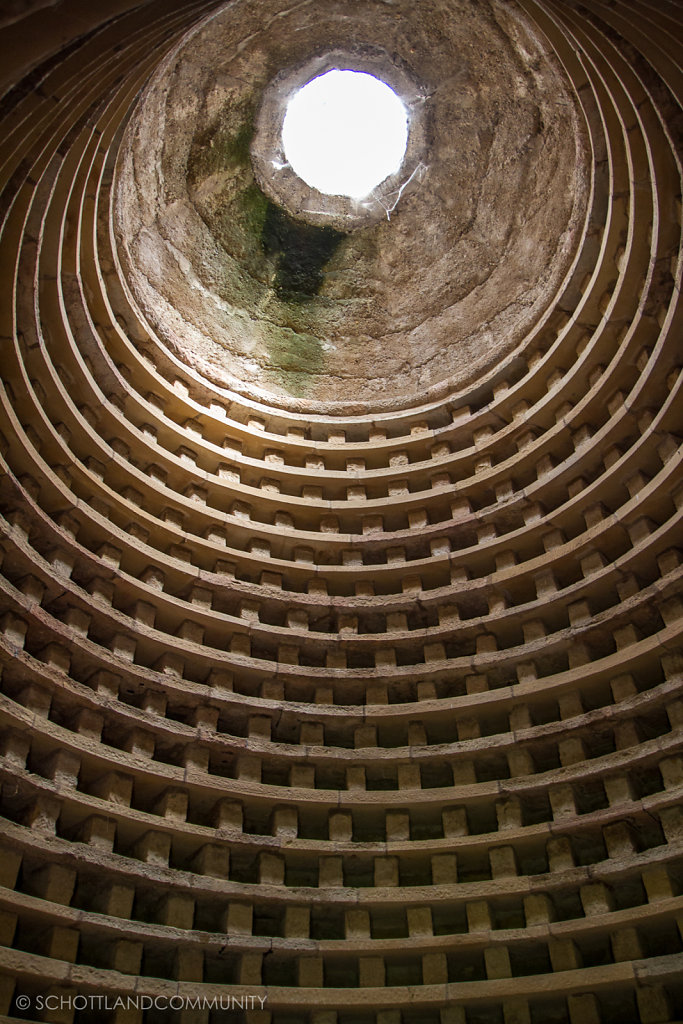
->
[114,0,590,408]
[0,2,681,1024]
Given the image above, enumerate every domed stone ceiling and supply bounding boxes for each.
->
[1,0,682,1020]
[114,0,589,410]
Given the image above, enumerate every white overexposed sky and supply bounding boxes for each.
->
[282,70,408,199]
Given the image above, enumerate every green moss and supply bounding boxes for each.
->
[187,105,255,186]
[265,323,325,396]
[222,116,255,166]
[236,183,269,238]
[186,101,355,398]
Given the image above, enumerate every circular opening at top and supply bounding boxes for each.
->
[251,52,426,229]
[281,70,408,199]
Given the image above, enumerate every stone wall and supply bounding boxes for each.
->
[0,1,681,1022]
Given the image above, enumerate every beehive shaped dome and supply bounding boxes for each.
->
[0,1,682,1023]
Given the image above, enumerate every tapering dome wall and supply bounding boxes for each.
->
[0,2,681,1024]
[113,0,589,408]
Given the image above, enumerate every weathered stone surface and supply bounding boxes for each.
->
[114,0,589,410]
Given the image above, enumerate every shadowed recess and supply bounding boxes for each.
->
[262,203,345,301]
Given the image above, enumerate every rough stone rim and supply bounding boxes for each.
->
[250,46,429,231]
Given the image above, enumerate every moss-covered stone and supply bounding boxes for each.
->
[185,103,351,394]
[187,104,256,186]
[263,321,324,396]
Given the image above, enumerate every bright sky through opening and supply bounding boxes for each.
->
[282,70,408,199]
